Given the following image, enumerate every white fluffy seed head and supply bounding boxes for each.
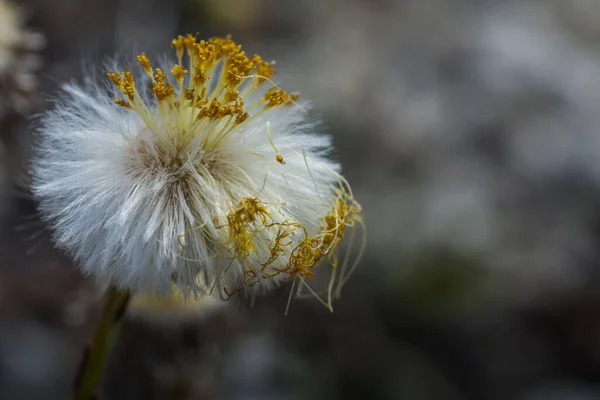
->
[0,0,44,115]
[32,35,362,308]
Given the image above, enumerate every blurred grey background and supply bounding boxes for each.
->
[3,0,600,399]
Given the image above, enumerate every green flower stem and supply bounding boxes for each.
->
[73,285,131,400]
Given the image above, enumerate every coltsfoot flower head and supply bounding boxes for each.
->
[32,34,364,310]
[0,0,44,115]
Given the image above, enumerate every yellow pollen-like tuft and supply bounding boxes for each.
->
[172,37,185,61]
[136,53,152,76]
[255,58,276,86]
[171,64,188,83]
[192,66,208,86]
[114,99,132,109]
[152,68,175,101]
[108,68,136,101]
[107,71,123,87]
[260,221,298,272]
[220,185,362,296]
[263,88,300,108]
[285,237,320,279]
[107,33,301,146]
[222,197,272,257]
[282,187,361,278]
[225,89,240,104]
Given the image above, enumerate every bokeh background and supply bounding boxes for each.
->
[3,0,600,398]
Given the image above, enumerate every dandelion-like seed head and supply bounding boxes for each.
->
[33,34,364,310]
[0,0,44,115]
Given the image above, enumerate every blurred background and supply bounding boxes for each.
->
[3,0,600,398]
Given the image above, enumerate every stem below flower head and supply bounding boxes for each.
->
[73,285,131,400]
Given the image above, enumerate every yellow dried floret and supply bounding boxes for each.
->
[225,197,271,257]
